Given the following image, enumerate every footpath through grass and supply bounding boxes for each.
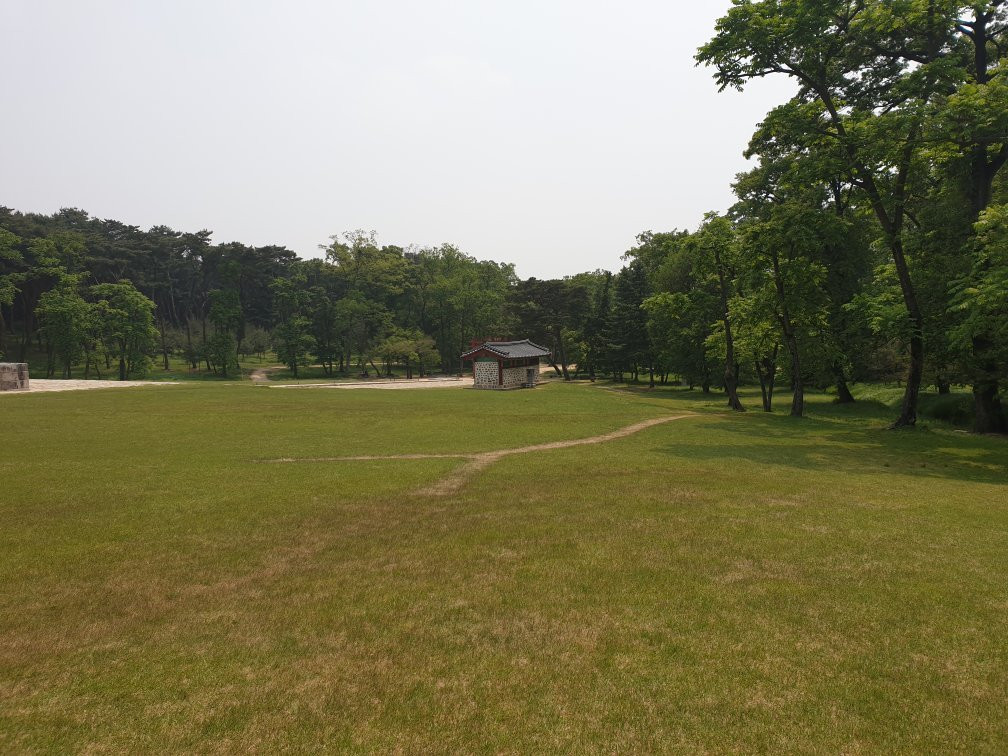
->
[0,382,1005,751]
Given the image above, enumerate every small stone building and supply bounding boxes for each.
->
[0,363,30,391]
[462,340,551,390]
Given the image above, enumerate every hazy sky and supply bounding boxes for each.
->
[1,1,794,278]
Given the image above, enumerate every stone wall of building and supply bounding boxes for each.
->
[501,364,538,389]
[472,360,541,390]
[474,360,498,389]
[0,363,30,391]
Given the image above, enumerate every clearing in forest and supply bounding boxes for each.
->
[1,381,1006,753]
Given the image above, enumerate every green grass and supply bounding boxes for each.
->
[850,383,984,428]
[148,354,281,382]
[1,382,1006,752]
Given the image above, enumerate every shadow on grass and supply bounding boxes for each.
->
[601,383,1008,486]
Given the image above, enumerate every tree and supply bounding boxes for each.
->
[91,281,158,380]
[270,272,315,378]
[698,0,952,425]
[0,228,23,358]
[929,5,1008,431]
[694,215,745,410]
[206,288,241,377]
[582,272,613,380]
[36,278,91,378]
[734,158,839,417]
[950,204,1008,432]
[608,261,652,384]
[242,326,270,362]
[273,317,314,378]
[632,230,720,392]
[509,278,589,381]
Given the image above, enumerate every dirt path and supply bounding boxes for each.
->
[249,366,283,384]
[264,413,694,496]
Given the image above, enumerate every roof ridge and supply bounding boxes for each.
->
[461,339,551,360]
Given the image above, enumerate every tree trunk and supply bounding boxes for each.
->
[159,318,169,370]
[755,346,778,412]
[756,360,769,411]
[201,316,211,372]
[19,289,31,361]
[874,232,923,431]
[185,321,196,369]
[557,333,571,381]
[713,244,744,412]
[819,92,921,427]
[834,362,855,403]
[972,337,1007,434]
[769,247,803,417]
[885,234,924,428]
[895,323,924,428]
[963,20,1008,433]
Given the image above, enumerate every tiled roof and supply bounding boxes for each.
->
[462,339,551,359]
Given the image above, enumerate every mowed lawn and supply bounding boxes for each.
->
[1,382,1006,752]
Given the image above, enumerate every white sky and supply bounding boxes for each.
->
[1,1,794,278]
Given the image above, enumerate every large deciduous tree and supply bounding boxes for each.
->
[699,0,1008,431]
[699,0,941,426]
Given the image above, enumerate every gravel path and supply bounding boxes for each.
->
[1,379,178,394]
[271,377,466,391]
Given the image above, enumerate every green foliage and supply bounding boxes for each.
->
[696,0,1008,429]
[90,281,158,380]
[606,260,651,381]
[272,317,315,378]
[35,278,94,378]
[2,0,1007,425]
[205,288,241,377]
[376,328,438,377]
[950,203,1008,387]
[509,277,590,380]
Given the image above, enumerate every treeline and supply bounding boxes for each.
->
[0,210,520,379]
[2,3,1006,433]
[688,1,1008,433]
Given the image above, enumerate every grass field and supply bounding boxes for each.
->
[1,381,1006,752]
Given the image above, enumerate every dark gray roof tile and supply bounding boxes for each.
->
[462,340,551,359]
